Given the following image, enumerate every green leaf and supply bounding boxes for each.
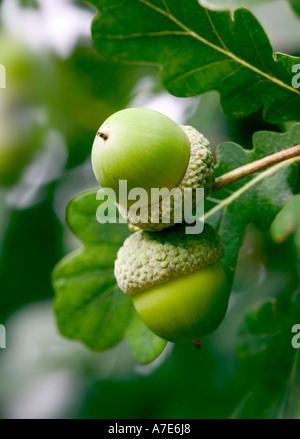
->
[270,194,300,247]
[277,349,300,419]
[289,0,300,17]
[126,309,167,365]
[205,124,300,283]
[90,0,300,123]
[53,189,131,350]
[233,295,300,418]
[53,188,168,361]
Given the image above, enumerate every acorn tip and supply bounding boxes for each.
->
[97,131,109,140]
[193,339,202,349]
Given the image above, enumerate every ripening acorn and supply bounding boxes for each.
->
[114,224,230,344]
[91,108,215,231]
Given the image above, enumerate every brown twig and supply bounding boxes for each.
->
[212,144,300,193]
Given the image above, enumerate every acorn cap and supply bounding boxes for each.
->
[179,125,215,192]
[117,125,215,231]
[114,224,224,295]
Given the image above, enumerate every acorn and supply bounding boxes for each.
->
[114,224,230,344]
[92,108,215,231]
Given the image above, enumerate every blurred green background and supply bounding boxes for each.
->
[0,0,299,419]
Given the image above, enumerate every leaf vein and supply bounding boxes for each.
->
[137,0,300,96]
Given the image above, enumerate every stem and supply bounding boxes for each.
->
[204,159,298,222]
[212,144,300,193]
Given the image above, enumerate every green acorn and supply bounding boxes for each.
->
[114,224,230,344]
[92,108,215,231]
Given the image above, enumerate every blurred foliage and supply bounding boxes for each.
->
[0,198,63,322]
[0,34,43,186]
[0,31,146,186]
[0,11,148,321]
[271,195,300,247]
[18,0,39,9]
[289,0,300,16]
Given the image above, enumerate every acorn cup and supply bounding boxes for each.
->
[92,108,215,231]
[114,224,230,344]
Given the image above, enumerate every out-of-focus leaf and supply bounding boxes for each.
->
[0,34,45,186]
[0,199,63,322]
[53,188,130,351]
[126,309,167,365]
[90,0,300,123]
[18,0,39,8]
[289,0,300,17]
[276,349,300,419]
[271,195,300,247]
[205,124,300,283]
[53,189,168,361]
[0,33,142,188]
